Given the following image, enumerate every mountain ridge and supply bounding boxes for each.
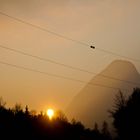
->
[66,60,140,128]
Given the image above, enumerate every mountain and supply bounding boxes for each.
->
[66,60,140,128]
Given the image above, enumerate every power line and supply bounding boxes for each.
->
[0,60,129,91]
[0,11,90,47]
[96,48,140,63]
[0,44,140,86]
[0,11,139,62]
[0,11,140,87]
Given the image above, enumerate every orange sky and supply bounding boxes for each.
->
[0,0,140,113]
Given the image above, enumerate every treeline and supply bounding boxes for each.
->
[0,100,111,140]
[0,88,140,140]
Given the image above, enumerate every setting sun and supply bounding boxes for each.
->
[47,109,54,120]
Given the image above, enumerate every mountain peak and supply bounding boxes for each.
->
[66,60,140,128]
[102,60,139,79]
[108,60,137,70]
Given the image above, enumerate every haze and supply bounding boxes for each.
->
[0,0,140,114]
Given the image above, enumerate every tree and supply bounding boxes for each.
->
[101,121,111,140]
[55,110,68,122]
[25,105,29,115]
[110,88,140,140]
[13,103,23,114]
[94,122,99,133]
[0,97,6,108]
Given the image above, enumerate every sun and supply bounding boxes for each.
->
[47,109,54,120]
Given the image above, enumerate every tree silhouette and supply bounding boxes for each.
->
[101,121,112,140]
[110,88,140,140]
[94,122,99,132]
[0,100,110,140]
[0,97,6,108]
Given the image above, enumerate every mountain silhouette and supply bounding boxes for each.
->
[66,60,140,128]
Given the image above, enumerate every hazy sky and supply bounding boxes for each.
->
[0,0,140,112]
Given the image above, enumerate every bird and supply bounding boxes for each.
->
[90,46,95,49]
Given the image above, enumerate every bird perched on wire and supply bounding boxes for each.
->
[90,46,95,49]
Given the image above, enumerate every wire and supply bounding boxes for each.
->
[0,60,129,91]
[0,44,140,86]
[0,11,90,47]
[96,48,140,63]
[0,11,139,62]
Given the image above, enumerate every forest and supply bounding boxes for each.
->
[0,88,140,140]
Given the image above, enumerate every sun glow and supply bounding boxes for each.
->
[47,109,54,120]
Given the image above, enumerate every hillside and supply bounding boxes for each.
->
[66,60,140,128]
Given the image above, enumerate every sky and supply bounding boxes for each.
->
[0,0,140,113]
